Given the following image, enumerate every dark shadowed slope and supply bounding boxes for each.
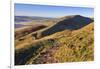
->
[40,15,93,37]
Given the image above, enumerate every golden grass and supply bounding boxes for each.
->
[15,22,94,65]
[53,23,94,62]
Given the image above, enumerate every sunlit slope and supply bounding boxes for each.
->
[15,22,94,65]
[26,23,94,64]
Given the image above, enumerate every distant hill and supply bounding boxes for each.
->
[37,15,93,38]
[15,16,54,23]
[15,24,47,39]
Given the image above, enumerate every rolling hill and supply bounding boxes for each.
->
[39,15,93,38]
[15,16,54,23]
[15,15,94,65]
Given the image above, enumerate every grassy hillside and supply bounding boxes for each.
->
[15,15,94,65]
[15,24,47,39]
[26,23,94,64]
[15,23,94,65]
[39,15,93,38]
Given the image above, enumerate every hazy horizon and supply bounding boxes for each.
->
[15,3,94,18]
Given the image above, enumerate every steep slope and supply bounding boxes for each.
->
[27,23,94,64]
[15,22,94,65]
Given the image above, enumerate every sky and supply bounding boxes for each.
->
[15,3,94,18]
